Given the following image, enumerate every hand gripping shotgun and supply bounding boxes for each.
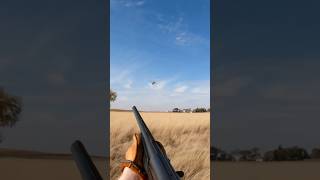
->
[132,106,183,180]
[71,106,183,180]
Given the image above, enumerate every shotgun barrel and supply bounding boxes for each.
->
[71,140,103,180]
[132,106,180,180]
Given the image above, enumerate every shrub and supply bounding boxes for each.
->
[192,108,207,113]
[172,108,182,112]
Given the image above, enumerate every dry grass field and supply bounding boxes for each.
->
[110,110,210,180]
[213,161,320,180]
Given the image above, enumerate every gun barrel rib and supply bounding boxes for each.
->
[132,106,180,180]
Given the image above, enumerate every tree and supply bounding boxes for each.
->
[211,146,232,161]
[0,88,22,127]
[110,89,117,102]
[211,146,218,161]
[0,88,22,143]
[264,145,309,161]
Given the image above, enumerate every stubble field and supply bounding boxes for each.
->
[0,157,106,180]
[110,110,210,180]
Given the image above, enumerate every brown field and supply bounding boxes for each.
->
[110,111,210,180]
[213,161,320,180]
[0,157,106,180]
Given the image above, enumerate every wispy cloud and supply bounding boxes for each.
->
[189,80,210,95]
[191,87,207,94]
[124,0,145,7]
[112,0,146,8]
[158,17,184,33]
[123,80,133,89]
[157,16,206,46]
[118,96,129,101]
[175,32,188,45]
[110,67,135,93]
[110,69,131,85]
[135,1,145,6]
[174,85,188,93]
[110,60,142,89]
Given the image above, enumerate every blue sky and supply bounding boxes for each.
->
[111,0,210,111]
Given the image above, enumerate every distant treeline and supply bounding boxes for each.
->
[211,146,320,161]
[171,107,210,113]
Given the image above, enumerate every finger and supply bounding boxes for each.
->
[176,171,184,177]
[125,134,138,160]
[155,141,166,154]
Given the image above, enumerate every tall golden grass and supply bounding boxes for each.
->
[110,111,210,180]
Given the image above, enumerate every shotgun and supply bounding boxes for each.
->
[71,140,103,180]
[132,106,182,180]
